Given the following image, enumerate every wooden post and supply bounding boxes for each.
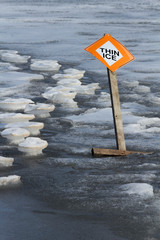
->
[107,68,126,151]
[92,69,152,156]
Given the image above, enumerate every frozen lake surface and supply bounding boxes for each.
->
[0,0,160,239]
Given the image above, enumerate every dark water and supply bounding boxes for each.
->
[0,0,160,239]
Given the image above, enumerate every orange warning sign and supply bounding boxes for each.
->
[84,34,135,72]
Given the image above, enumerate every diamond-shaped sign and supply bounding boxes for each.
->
[84,34,135,72]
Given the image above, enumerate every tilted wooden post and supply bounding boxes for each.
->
[107,69,126,151]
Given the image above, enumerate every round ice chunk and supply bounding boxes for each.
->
[0,175,21,188]
[1,52,31,64]
[0,98,34,111]
[120,183,154,198]
[0,156,14,167]
[30,59,61,72]
[62,99,78,109]
[6,122,44,136]
[63,68,85,79]
[18,137,48,155]
[57,78,81,87]
[0,113,35,123]
[1,128,30,144]
[77,83,100,95]
[42,86,77,103]
[52,68,85,80]
[121,80,139,88]
[0,62,20,71]
[24,103,55,118]
[134,85,150,93]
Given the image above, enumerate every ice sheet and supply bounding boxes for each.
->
[0,98,34,111]
[30,59,61,72]
[0,156,14,167]
[0,175,21,187]
[18,137,48,155]
[1,127,30,144]
[120,183,154,198]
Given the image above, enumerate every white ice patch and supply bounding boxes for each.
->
[0,156,14,167]
[0,50,18,56]
[66,107,160,136]
[76,83,100,95]
[18,137,48,155]
[0,98,34,111]
[30,59,61,72]
[124,123,145,134]
[61,98,78,109]
[0,62,20,71]
[134,85,150,93]
[120,183,154,198]
[5,122,44,136]
[0,52,30,64]
[52,68,85,80]
[0,113,35,123]
[42,86,78,108]
[0,175,21,188]
[148,95,160,105]
[43,83,100,108]
[57,78,82,87]
[138,117,160,128]
[1,128,30,144]
[121,80,139,88]
[66,108,113,125]
[122,102,149,113]
[124,116,160,134]
[97,92,111,107]
[24,103,55,118]
[0,71,44,88]
[121,93,142,101]
[63,68,85,78]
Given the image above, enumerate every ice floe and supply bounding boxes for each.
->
[18,137,48,155]
[63,68,85,78]
[24,103,55,118]
[0,71,44,89]
[0,52,30,64]
[123,124,145,134]
[97,92,111,107]
[0,50,18,56]
[65,107,160,135]
[76,83,100,95]
[0,156,14,167]
[120,183,154,198]
[52,68,85,80]
[1,128,30,144]
[0,113,35,123]
[138,117,160,128]
[30,59,61,72]
[0,175,21,188]
[0,71,44,82]
[6,122,44,136]
[134,85,150,93]
[42,83,100,108]
[65,108,113,125]
[121,80,139,88]
[148,95,160,105]
[42,86,77,108]
[0,98,34,111]
[57,78,81,87]
[0,62,20,71]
